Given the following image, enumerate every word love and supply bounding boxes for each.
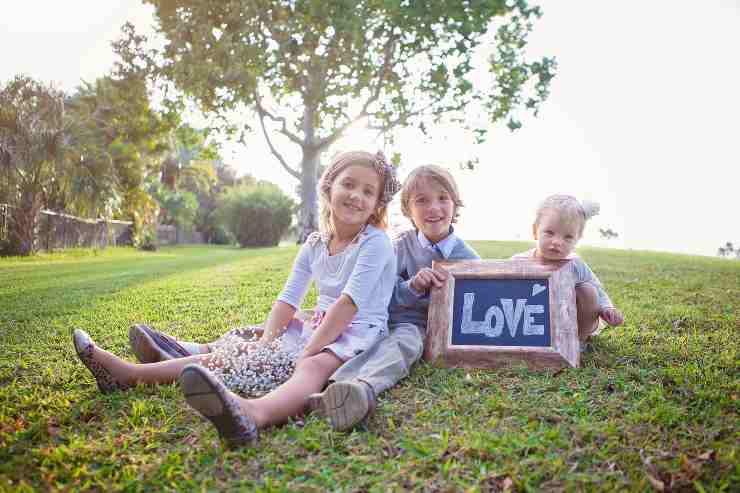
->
[460,292,545,338]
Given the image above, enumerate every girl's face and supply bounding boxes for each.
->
[329,164,381,232]
[408,177,455,244]
[533,210,581,260]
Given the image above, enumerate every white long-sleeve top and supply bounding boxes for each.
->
[278,224,397,330]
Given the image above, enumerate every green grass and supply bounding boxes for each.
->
[1,243,738,492]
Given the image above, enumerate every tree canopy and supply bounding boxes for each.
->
[0,76,70,254]
[117,0,556,240]
[66,74,175,221]
[0,70,259,254]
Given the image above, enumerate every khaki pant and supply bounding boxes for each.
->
[329,322,424,395]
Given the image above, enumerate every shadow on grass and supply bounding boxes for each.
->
[0,245,296,326]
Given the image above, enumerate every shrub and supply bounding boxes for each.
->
[218,183,294,247]
[135,225,158,251]
[115,225,134,246]
[211,225,234,245]
[0,238,15,256]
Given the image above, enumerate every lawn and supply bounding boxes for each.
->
[1,243,738,491]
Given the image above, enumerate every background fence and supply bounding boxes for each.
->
[0,203,8,242]
[156,225,204,245]
[35,209,132,250]
[1,203,207,252]
[1,204,126,249]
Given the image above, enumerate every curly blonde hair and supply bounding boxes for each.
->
[400,165,464,227]
[318,151,399,236]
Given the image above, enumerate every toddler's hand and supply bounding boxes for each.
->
[410,267,448,293]
[600,308,624,326]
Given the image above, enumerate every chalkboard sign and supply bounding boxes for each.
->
[424,258,580,370]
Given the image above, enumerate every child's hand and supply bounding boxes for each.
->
[236,341,264,356]
[410,267,448,293]
[600,308,624,326]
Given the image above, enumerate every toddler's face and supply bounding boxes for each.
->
[407,177,454,244]
[533,210,581,260]
[329,164,381,231]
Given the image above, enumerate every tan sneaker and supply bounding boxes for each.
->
[308,380,376,431]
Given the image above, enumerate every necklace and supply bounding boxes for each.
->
[324,226,366,276]
[328,225,365,256]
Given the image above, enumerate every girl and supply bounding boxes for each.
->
[72,150,401,446]
[309,164,480,430]
[512,194,624,341]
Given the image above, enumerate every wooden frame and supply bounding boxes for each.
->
[423,258,580,370]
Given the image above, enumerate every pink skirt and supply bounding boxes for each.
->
[281,311,387,361]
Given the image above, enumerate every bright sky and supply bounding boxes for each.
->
[2,1,738,257]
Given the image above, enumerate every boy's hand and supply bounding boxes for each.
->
[410,267,448,293]
[600,308,624,326]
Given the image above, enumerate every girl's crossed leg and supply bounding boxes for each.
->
[180,351,343,446]
[73,329,342,446]
[73,329,246,391]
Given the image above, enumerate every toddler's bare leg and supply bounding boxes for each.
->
[576,283,600,342]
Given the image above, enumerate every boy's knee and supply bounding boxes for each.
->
[390,323,424,360]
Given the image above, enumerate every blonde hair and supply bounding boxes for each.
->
[534,194,600,237]
[400,165,464,226]
[318,151,392,236]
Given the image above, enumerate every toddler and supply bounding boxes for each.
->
[512,194,624,341]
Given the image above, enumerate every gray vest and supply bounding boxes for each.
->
[388,229,479,329]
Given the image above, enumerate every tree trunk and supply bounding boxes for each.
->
[11,188,42,256]
[297,148,320,244]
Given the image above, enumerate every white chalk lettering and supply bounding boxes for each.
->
[501,298,527,337]
[462,293,494,335]
[523,304,545,335]
[484,305,504,337]
[461,292,483,333]
[460,292,546,338]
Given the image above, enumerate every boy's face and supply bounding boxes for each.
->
[407,177,454,244]
[533,210,581,260]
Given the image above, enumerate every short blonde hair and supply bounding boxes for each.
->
[400,165,464,227]
[534,194,600,237]
[318,151,391,236]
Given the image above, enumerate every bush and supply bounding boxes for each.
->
[115,225,134,246]
[0,238,14,256]
[136,226,158,251]
[211,225,234,245]
[219,183,294,247]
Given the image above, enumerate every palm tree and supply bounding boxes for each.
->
[0,76,70,255]
[66,74,174,245]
